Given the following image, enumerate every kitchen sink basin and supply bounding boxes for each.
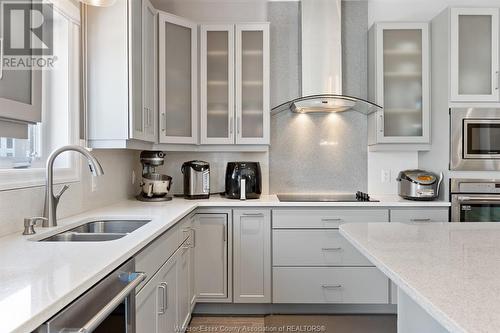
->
[66,220,150,234]
[39,219,151,242]
[41,233,126,242]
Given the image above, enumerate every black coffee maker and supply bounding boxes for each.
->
[225,162,262,200]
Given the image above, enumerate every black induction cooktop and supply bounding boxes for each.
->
[277,191,379,202]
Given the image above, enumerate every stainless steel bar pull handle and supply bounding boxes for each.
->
[242,213,264,217]
[411,218,431,222]
[158,283,166,315]
[77,272,146,333]
[321,218,342,222]
[0,38,3,80]
[321,284,342,289]
[459,196,500,202]
[161,112,166,132]
[191,227,196,248]
[321,247,342,251]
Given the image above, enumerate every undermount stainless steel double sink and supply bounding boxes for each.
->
[40,219,151,242]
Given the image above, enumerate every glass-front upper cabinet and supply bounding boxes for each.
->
[200,23,269,145]
[369,22,430,145]
[200,24,234,145]
[0,32,41,124]
[235,24,270,145]
[158,12,198,144]
[450,8,499,102]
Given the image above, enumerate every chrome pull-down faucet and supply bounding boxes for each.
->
[43,145,104,227]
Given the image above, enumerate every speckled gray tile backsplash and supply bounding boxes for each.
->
[268,1,368,194]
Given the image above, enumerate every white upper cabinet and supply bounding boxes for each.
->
[200,25,235,145]
[369,22,430,146]
[158,13,198,144]
[450,8,499,102]
[235,24,270,145]
[0,66,41,126]
[140,0,158,142]
[87,2,270,149]
[87,0,157,147]
[200,23,270,145]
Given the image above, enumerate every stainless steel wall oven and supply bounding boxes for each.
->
[451,179,500,222]
[450,108,500,171]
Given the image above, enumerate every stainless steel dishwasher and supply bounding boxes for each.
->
[35,259,145,333]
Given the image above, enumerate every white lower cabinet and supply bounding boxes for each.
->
[273,267,389,304]
[193,212,232,302]
[272,209,389,229]
[233,209,271,303]
[136,250,178,333]
[178,244,191,331]
[390,208,449,222]
[273,229,372,266]
[271,209,390,305]
[136,215,195,333]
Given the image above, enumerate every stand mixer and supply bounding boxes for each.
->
[136,151,173,202]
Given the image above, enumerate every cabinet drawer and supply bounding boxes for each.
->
[273,229,372,266]
[272,209,389,229]
[390,209,449,223]
[272,267,389,304]
[135,226,179,292]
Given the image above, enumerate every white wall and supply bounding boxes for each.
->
[368,151,419,194]
[0,150,140,237]
[155,152,269,195]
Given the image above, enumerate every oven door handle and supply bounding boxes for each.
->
[457,195,500,203]
[76,272,146,333]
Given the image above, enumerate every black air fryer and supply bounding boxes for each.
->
[225,162,262,200]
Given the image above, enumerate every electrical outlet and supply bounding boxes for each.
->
[132,170,136,185]
[381,169,391,183]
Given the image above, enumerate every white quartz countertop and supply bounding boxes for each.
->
[0,195,450,333]
[340,222,500,333]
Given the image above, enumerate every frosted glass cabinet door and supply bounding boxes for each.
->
[200,25,235,144]
[158,12,198,144]
[375,23,430,144]
[0,51,41,123]
[235,24,270,145]
[451,8,499,102]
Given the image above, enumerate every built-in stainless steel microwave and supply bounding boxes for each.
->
[450,108,500,171]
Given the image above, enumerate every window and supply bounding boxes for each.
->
[0,1,81,189]
[0,126,40,169]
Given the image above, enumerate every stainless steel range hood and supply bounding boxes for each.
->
[271,0,382,116]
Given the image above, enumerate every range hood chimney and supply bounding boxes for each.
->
[272,0,381,115]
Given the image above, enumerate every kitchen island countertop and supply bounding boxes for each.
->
[340,222,500,333]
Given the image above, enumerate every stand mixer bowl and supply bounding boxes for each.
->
[141,173,172,197]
